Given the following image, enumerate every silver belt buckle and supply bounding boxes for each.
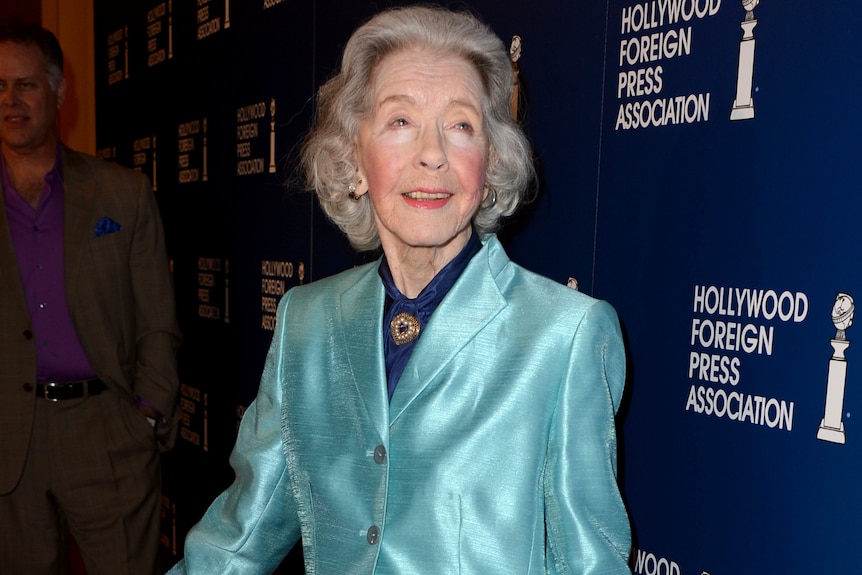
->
[44,381,61,402]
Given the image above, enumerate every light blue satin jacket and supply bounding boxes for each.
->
[168,235,631,574]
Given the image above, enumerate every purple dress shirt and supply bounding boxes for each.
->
[1,148,96,383]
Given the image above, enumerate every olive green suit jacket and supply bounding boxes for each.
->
[0,146,181,494]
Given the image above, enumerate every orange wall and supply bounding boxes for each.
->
[42,0,95,154]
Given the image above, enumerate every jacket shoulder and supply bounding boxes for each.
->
[278,261,379,309]
[485,237,615,322]
[63,147,150,186]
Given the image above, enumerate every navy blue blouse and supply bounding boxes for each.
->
[378,230,482,401]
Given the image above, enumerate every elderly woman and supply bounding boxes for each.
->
[169,5,631,574]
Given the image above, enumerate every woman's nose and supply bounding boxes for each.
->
[416,128,448,171]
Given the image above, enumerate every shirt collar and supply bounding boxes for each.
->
[0,141,64,193]
[378,229,483,317]
[378,229,483,402]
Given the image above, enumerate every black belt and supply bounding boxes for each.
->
[36,379,107,402]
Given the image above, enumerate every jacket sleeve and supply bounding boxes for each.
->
[544,299,632,574]
[127,171,182,448]
[168,295,301,574]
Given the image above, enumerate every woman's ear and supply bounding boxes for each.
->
[351,146,370,197]
[354,169,369,196]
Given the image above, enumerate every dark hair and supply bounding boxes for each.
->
[0,21,64,89]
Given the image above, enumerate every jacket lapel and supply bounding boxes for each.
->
[0,183,28,318]
[338,263,390,438]
[389,237,508,423]
[61,148,96,307]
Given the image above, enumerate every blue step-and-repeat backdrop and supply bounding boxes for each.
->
[93,1,861,572]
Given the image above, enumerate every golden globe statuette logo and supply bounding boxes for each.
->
[818,293,854,444]
[152,135,158,191]
[168,0,173,59]
[509,35,522,121]
[269,98,277,174]
[203,391,209,452]
[730,0,759,120]
[203,117,209,182]
[124,26,129,78]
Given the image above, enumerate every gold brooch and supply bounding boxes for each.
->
[390,312,421,345]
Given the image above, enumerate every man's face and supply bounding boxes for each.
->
[0,41,66,155]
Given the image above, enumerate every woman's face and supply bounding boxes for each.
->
[355,48,490,262]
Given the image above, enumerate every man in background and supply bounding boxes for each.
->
[0,22,181,574]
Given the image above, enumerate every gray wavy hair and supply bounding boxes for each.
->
[301,4,535,252]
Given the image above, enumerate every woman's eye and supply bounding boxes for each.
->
[391,117,409,127]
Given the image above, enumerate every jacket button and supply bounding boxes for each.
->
[366,525,380,545]
[373,444,386,464]
[23,382,33,393]
[23,329,33,340]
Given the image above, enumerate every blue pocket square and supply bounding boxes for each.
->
[94,217,122,237]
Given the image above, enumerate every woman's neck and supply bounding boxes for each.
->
[382,232,472,299]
